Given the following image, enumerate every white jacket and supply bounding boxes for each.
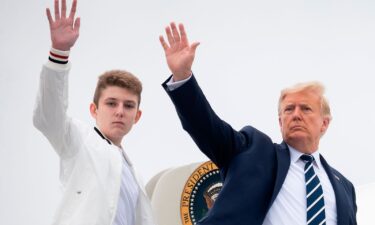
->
[33,61,155,225]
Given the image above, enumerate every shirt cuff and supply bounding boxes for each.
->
[48,47,70,64]
[165,75,192,91]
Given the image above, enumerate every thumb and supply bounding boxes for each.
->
[191,42,200,54]
[74,17,81,33]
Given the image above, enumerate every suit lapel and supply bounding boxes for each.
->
[320,155,349,225]
[269,143,291,206]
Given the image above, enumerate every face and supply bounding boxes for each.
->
[90,86,142,146]
[278,90,329,153]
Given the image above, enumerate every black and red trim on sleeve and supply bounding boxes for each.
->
[48,48,70,64]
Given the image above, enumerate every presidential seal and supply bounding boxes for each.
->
[180,161,223,225]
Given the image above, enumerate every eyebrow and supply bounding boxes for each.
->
[104,98,137,105]
[104,97,134,102]
[104,98,117,101]
[283,103,314,110]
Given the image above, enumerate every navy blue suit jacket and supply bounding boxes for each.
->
[163,75,357,225]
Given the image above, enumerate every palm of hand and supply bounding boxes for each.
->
[50,19,79,51]
[160,23,199,80]
[47,0,80,51]
[166,44,195,78]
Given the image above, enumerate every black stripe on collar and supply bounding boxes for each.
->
[94,127,112,145]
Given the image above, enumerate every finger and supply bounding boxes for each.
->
[179,23,189,45]
[61,0,67,18]
[159,36,169,51]
[69,0,77,21]
[46,8,54,26]
[73,17,80,33]
[171,22,180,43]
[165,26,175,46]
[191,42,200,54]
[54,0,60,20]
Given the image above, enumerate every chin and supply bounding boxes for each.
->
[115,130,130,138]
[286,133,306,141]
[111,132,126,139]
[289,130,307,136]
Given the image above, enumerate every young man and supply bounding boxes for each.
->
[160,22,357,225]
[33,0,155,224]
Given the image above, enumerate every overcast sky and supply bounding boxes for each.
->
[1,0,374,224]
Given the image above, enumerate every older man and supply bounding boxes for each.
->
[160,22,357,225]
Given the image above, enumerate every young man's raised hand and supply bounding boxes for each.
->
[46,0,80,51]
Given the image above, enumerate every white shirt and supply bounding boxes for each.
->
[262,146,337,225]
[113,149,140,225]
[165,75,190,90]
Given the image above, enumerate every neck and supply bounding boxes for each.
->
[287,140,318,154]
[114,141,122,148]
[110,136,122,147]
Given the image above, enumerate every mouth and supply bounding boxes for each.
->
[290,125,304,130]
[112,121,125,126]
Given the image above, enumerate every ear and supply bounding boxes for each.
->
[134,109,142,124]
[320,116,330,134]
[89,103,98,119]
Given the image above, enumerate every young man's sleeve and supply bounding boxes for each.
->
[33,48,81,158]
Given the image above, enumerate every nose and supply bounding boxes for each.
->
[291,107,302,120]
[115,105,124,117]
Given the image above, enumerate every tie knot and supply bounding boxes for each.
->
[300,154,314,163]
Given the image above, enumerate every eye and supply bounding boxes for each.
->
[301,105,312,112]
[106,102,116,107]
[284,106,294,113]
[124,102,136,109]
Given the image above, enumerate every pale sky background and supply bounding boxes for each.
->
[0,0,374,224]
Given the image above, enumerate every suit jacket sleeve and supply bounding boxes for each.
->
[162,75,250,168]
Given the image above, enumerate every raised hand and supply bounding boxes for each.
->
[159,22,200,81]
[46,0,80,51]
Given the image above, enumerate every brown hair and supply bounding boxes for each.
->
[278,81,332,121]
[93,70,142,107]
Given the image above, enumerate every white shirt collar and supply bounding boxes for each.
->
[288,145,322,169]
